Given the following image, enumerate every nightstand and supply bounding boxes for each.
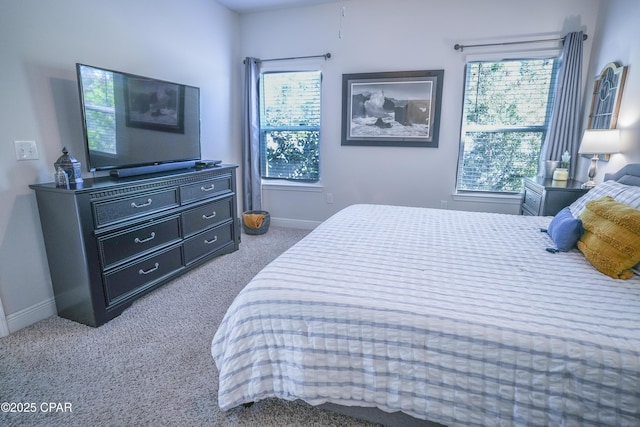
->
[521,177,589,216]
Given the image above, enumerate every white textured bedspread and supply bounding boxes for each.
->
[212,204,640,426]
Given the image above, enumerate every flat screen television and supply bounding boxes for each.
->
[76,63,201,177]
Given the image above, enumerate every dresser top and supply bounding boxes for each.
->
[30,164,238,194]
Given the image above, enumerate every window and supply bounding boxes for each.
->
[259,70,321,181]
[456,58,559,192]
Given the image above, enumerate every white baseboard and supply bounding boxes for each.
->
[0,302,8,338]
[270,217,321,230]
[7,298,57,334]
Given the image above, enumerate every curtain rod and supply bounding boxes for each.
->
[454,34,587,52]
[244,53,331,64]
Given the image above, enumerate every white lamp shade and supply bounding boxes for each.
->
[578,129,620,154]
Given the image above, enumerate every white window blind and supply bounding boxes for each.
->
[260,70,321,181]
[457,58,559,192]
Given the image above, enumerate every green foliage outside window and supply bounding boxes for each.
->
[458,59,558,192]
[264,130,319,180]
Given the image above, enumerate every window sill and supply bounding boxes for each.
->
[452,191,523,205]
[261,180,324,192]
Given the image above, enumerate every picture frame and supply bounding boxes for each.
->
[341,70,444,147]
[584,62,627,161]
[125,77,185,133]
[587,62,627,130]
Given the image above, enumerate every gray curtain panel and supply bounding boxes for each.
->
[242,57,262,212]
[539,31,584,178]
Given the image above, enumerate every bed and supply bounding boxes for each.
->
[212,164,640,427]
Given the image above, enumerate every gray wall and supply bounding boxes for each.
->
[239,0,602,226]
[583,0,640,176]
[0,0,241,332]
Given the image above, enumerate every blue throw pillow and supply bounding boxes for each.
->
[547,207,584,251]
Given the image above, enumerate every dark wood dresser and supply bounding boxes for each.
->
[30,165,240,326]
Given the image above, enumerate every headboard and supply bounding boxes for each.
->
[603,163,640,186]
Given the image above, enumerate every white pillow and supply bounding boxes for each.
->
[568,180,640,217]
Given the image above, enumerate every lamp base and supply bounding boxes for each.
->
[582,155,600,189]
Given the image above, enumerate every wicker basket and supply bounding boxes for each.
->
[242,210,270,235]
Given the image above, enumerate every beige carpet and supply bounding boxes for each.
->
[0,227,380,427]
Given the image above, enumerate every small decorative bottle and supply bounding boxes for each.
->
[55,166,69,188]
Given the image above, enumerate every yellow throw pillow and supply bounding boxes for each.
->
[578,196,640,279]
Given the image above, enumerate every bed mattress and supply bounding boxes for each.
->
[212,204,640,426]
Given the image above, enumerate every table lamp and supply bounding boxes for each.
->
[578,129,620,188]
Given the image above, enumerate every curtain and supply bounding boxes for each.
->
[539,31,584,178]
[242,57,262,212]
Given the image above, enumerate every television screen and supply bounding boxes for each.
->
[76,63,201,173]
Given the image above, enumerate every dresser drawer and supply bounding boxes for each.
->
[181,198,233,237]
[180,176,232,204]
[103,245,183,305]
[98,216,181,269]
[183,222,234,265]
[522,187,542,215]
[93,188,179,228]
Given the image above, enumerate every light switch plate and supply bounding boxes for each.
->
[14,140,39,160]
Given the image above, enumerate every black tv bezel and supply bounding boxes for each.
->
[76,63,202,173]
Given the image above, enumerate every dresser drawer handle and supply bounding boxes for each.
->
[134,232,156,244]
[138,262,159,275]
[201,184,216,192]
[131,198,152,208]
[204,236,218,244]
[202,211,217,220]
